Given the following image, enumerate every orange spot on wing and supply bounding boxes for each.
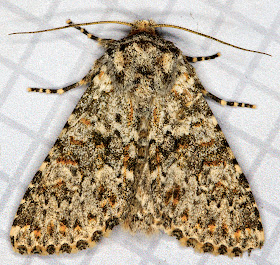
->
[153,107,159,124]
[97,154,102,160]
[183,72,190,80]
[74,220,82,231]
[234,229,241,241]
[47,222,54,236]
[100,200,107,208]
[80,118,91,126]
[74,225,81,232]
[171,88,179,96]
[56,179,65,187]
[59,224,67,236]
[96,143,105,149]
[70,136,84,145]
[181,215,188,223]
[123,145,130,165]
[213,181,227,193]
[178,143,189,150]
[245,227,251,234]
[192,121,202,127]
[156,147,161,165]
[214,181,226,190]
[181,209,189,223]
[232,187,238,194]
[56,157,77,166]
[199,139,215,147]
[222,223,228,235]
[182,88,192,100]
[99,71,104,79]
[215,181,223,187]
[127,99,134,126]
[33,229,41,238]
[38,184,47,193]
[87,213,96,222]
[208,224,216,233]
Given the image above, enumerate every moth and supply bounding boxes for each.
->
[9,19,270,257]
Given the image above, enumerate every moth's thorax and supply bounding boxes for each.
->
[107,32,182,100]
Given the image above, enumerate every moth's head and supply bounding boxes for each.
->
[129,20,158,36]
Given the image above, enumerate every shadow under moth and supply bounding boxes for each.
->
[9,19,270,257]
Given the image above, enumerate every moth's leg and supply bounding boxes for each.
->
[201,89,256,108]
[184,52,221,63]
[66,19,114,44]
[27,77,88,94]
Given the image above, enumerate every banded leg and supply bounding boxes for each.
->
[201,89,256,108]
[28,77,88,94]
[27,18,114,95]
[66,19,114,44]
[184,52,221,63]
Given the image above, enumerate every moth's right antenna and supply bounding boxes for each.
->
[155,23,271,56]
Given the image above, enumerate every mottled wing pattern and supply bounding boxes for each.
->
[11,21,264,257]
[132,60,264,257]
[10,58,137,255]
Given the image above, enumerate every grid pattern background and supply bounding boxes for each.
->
[1,0,279,264]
